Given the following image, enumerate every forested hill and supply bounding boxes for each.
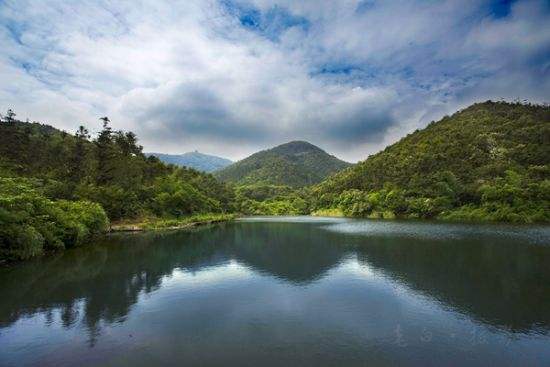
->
[2,101,548,262]
[0,114,234,261]
[146,151,233,173]
[215,141,351,187]
[313,101,550,222]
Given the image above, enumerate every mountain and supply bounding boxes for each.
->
[313,101,550,222]
[214,141,351,187]
[146,151,233,173]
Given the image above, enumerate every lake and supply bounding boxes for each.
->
[1,217,549,366]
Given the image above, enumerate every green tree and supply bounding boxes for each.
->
[2,108,16,123]
[95,117,116,185]
[69,126,91,184]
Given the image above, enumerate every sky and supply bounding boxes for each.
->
[1,0,549,162]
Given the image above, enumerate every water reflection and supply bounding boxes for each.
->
[0,226,230,337]
[348,228,550,333]
[0,218,549,352]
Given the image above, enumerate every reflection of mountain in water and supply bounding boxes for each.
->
[229,222,347,283]
[0,226,230,344]
[1,220,549,344]
[349,230,550,334]
[0,222,348,344]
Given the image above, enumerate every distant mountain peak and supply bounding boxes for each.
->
[146,151,232,173]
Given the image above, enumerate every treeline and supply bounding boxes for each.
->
[311,101,550,222]
[0,111,233,261]
[232,101,550,222]
[2,101,549,261]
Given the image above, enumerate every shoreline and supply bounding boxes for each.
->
[109,214,236,233]
[1,214,236,266]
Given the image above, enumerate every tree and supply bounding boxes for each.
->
[114,131,141,156]
[2,109,16,123]
[99,116,110,128]
[69,126,90,183]
[95,117,116,185]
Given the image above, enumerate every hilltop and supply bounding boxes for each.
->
[313,101,550,222]
[215,141,351,187]
[146,151,232,173]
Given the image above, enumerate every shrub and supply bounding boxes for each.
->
[0,178,109,261]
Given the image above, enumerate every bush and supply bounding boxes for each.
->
[0,178,109,261]
[337,190,372,217]
[54,200,110,247]
[75,184,141,220]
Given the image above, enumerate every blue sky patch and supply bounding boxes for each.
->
[356,0,376,14]
[5,22,24,45]
[488,0,515,19]
[220,0,309,41]
[0,0,548,160]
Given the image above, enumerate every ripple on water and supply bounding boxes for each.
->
[323,219,550,245]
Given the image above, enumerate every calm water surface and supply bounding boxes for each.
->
[1,217,549,366]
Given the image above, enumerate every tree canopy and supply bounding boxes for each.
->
[312,101,550,222]
[0,114,234,260]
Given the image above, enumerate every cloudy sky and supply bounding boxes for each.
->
[1,0,549,161]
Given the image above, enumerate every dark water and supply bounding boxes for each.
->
[1,217,549,367]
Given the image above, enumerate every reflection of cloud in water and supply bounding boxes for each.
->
[1,218,549,363]
[168,260,254,288]
[337,254,377,279]
[324,220,550,245]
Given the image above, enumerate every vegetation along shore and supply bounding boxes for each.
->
[109,213,236,232]
[1,100,548,262]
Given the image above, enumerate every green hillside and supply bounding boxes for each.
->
[313,101,550,222]
[2,101,548,262]
[215,141,351,187]
[0,115,234,261]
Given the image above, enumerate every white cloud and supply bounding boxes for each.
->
[1,0,549,161]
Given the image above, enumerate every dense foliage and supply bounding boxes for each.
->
[0,113,234,260]
[215,141,351,187]
[313,101,550,222]
[234,183,311,215]
[1,101,548,260]
[0,177,108,261]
